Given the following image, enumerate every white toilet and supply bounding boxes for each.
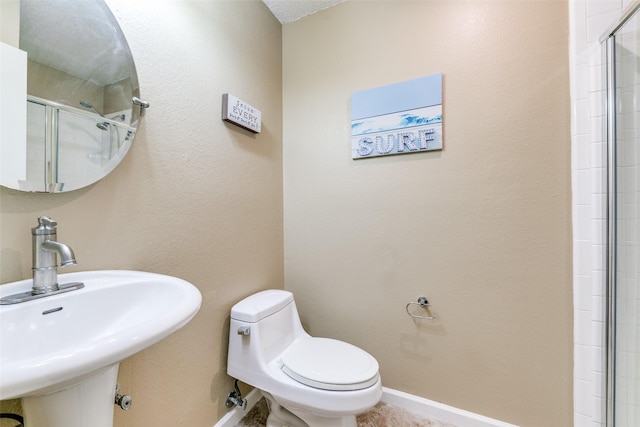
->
[227,289,382,427]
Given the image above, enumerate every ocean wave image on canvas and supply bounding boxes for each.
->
[351,105,442,137]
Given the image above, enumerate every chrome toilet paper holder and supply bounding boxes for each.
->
[405,296,436,320]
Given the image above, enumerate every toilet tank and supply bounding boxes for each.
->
[228,290,309,385]
[231,289,294,322]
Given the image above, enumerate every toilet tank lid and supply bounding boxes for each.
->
[231,289,294,323]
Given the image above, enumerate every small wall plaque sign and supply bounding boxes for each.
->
[351,73,443,159]
[222,93,262,134]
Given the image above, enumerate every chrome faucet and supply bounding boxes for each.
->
[0,216,84,305]
[32,216,77,294]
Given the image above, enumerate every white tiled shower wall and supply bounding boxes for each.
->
[570,0,635,426]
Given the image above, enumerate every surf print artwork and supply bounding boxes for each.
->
[351,73,443,159]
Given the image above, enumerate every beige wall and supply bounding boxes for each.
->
[27,59,104,110]
[1,1,573,426]
[105,77,133,116]
[0,0,282,426]
[282,1,572,426]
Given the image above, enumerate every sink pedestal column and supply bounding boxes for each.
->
[21,363,119,427]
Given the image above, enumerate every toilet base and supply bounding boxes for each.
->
[262,391,357,427]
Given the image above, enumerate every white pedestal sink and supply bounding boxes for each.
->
[0,270,202,427]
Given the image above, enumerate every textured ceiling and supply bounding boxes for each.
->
[262,0,346,23]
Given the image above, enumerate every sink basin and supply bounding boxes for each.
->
[0,270,201,426]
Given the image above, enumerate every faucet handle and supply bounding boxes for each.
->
[38,216,57,227]
[33,216,58,235]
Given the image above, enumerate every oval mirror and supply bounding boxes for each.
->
[0,0,146,193]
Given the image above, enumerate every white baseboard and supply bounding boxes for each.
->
[380,387,519,427]
[214,386,518,427]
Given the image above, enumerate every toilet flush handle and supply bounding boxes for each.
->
[237,326,250,336]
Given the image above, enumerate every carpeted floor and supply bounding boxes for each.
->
[235,398,457,427]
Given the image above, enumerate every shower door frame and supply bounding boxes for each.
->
[601,1,640,425]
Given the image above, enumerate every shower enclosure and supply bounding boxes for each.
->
[602,1,640,426]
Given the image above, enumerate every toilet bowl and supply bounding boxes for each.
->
[227,290,382,427]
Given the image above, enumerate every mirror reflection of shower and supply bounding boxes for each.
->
[79,100,109,131]
[106,113,121,159]
[79,100,127,159]
[22,96,136,192]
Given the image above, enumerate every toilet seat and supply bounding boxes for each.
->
[280,337,379,391]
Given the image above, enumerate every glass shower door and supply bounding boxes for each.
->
[606,3,640,426]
